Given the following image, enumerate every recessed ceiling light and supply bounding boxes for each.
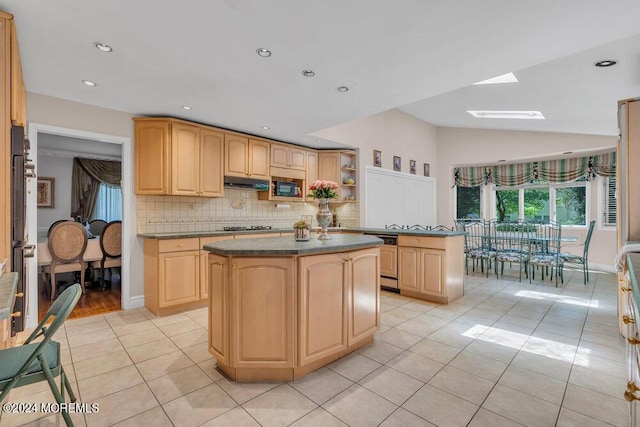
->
[93,42,113,52]
[82,80,97,87]
[594,59,617,67]
[301,70,315,77]
[316,139,323,143]
[261,126,270,130]
[181,105,192,111]
[256,48,271,57]
[337,86,349,92]
[468,110,545,120]
[473,72,518,85]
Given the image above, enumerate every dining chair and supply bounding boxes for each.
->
[456,219,494,276]
[47,221,88,299]
[495,221,529,281]
[91,220,122,291]
[46,219,71,237]
[0,284,82,427]
[88,219,107,236]
[560,220,595,284]
[528,221,563,286]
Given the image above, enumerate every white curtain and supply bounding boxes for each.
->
[92,183,122,222]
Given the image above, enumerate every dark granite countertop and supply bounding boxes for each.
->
[204,234,383,256]
[139,227,464,240]
[0,272,18,320]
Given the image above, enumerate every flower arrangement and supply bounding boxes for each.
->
[293,220,310,230]
[307,180,338,199]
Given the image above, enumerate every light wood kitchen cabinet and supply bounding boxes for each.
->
[199,236,230,300]
[231,257,295,369]
[224,134,270,179]
[298,252,348,366]
[144,237,204,315]
[134,118,224,197]
[380,245,398,279]
[397,235,464,304]
[318,150,358,202]
[0,317,10,350]
[9,19,25,127]
[1,11,26,262]
[271,143,305,170]
[208,253,228,366]
[298,247,379,365]
[347,248,380,346]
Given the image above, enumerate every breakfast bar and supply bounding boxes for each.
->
[204,234,382,381]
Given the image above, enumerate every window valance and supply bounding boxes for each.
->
[454,151,616,188]
[71,158,122,219]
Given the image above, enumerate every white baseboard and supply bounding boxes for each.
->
[122,295,145,310]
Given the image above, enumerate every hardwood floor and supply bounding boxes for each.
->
[38,274,122,321]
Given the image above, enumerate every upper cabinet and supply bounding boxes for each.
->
[134,118,224,197]
[224,134,270,180]
[8,18,25,127]
[318,150,358,203]
[271,143,305,171]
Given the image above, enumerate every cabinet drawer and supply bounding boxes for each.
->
[158,238,200,253]
[398,236,446,250]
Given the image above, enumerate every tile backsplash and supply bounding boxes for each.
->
[136,189,360,234]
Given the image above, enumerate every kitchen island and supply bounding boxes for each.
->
[203,234,382,381]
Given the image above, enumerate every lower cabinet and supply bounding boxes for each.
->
[158,249,200,307]
[145,237,219,315]
[230,257,295,369]
[207,246,380,381]
[0,317,10,349]
[397,235,464,304]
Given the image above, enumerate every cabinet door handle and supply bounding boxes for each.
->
[15,292,24,298]
[232,263,236,269]
[212,262,224,268]
[11,311,21,318]
[344,257,352,262]
[624,315,636,324]
[622,287,633,292]
[628,337,640,345]
[626,382,640,402]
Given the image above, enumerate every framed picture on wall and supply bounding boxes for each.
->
[37,177,55,208]
[424,163,430,177]
[373,150,382,167]
[393,156,401,171]
[410,160,416,174]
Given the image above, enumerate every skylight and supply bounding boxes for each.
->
[467,110,545,120]
[473,72,518,85]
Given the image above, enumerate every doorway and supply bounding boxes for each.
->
[26,123,133,328]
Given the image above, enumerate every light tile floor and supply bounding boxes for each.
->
[0,267,628,426]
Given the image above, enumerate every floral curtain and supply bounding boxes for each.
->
[454,151,616,187]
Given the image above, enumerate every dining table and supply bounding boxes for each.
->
[37,237,103,266]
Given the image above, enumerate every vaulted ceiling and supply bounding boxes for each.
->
[3,0,640,148]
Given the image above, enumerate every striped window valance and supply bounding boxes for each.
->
[454,151,616,188]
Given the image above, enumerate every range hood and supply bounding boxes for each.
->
[224,176,270,191]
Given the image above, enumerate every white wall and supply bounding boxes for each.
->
[313,109,438,224]
[436,127,618,269]
[36,155,74,232]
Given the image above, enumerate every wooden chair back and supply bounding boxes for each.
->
[47,222,87,299]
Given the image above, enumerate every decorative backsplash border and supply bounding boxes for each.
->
[136,189,359,234]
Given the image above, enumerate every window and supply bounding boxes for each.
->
[556,186,586,225]
[495,189,518,221]
[524,188,550,223]
[456,186,481,219]
[492,182,587,226]
[603,177,617,226]
[93,183,122,222]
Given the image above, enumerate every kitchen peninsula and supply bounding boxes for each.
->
[203,234,382,381]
